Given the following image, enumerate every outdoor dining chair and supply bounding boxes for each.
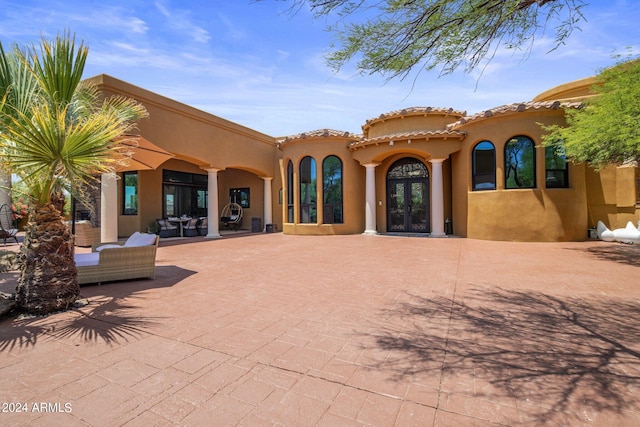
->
[182,218,200,237]
[0,203,19,246]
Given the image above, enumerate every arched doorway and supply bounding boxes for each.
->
[386,158,430,233]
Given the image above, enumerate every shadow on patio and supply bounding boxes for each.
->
[579,242,640,267]
[0,265,196,351]
[361,288,640,424]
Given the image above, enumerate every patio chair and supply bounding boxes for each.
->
[183,217,200,237]
[197,217,208,236]
[156,219,179,238]
[0,203,19,246]
[220,203,243,231]
[72,220,101,247]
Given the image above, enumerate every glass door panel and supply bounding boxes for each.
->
[410,181,428,232]
[388,181,406,231]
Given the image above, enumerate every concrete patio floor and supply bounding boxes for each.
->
[1,233,640,426]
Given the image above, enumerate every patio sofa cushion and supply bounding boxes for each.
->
[124,231,158,247]
[96,244,122,251]
[74,252,100,267]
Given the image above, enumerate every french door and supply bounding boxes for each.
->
[386,158,430,233]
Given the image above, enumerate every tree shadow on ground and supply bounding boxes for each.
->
[0,265,196,351]
[575,242,640,267]
[365,288,640,424]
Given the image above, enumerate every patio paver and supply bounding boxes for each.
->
[1,233,640,426]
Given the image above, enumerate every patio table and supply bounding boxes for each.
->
[167,217,191,237]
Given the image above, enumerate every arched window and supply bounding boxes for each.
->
[299,156,317,223]
[545,145,569,188]
[505,136,536,189]
[472,141,496,190]
[286,160,294,222]
[322,155,343,224]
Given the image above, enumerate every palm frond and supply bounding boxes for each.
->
[29,30,87,109]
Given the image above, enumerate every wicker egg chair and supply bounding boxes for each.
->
[220,202,243,231]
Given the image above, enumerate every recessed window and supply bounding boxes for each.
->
[472,141,496,190]
[122,172,138,215]
[162,170,208,218]
[230,188,250,208]
[322,155,343,224]
[287,161,294,222]
[505,136,536,189]
[299,156,317,223]
[545,145,569,188]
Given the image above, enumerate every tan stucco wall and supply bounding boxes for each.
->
[533,76,596,103]
[455,110,588,241]
[586,165,640,230]
[363,110,464,138]
[279,135,365,235]
[90,74,277,176]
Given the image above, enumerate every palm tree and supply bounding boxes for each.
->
[0,32,148,314]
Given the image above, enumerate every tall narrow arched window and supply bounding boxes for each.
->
[287,160,294,222]
[299,156,317,223]
[545,145,569,188]
[322,155,343,224]
[505,136,536,189]
[472,141,496,190]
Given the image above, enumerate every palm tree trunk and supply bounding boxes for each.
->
[15,200,78,314]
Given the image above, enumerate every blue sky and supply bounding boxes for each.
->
[0,0,638,136]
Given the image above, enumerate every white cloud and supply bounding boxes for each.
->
[154,0,210,43]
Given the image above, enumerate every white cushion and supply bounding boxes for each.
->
[613,221,640,244]
[597,221,615,242]
[124,231,142,246]
[137,233,157,246]
[96,244,123,252]
[124,232,156,247]
[74,253,100,267]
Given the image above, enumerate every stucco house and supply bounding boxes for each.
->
[86,73,639,242]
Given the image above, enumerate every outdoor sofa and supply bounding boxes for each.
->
[75,232,159,285]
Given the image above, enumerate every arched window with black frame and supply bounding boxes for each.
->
[286,160,294,223]
[472,141,496,190]
[505,136,536,189]
[299,156,317,223]
[322,155,343,224]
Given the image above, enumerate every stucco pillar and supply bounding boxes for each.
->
[205,168,221,238]
[429,158,446,237]
[0,170,11,207]
[262,176,273,231]
[101,173,118,242]
[363,163,379,235]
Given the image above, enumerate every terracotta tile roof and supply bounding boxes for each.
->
[447,101,583,129]
[277,128,360,146]
[363,107,467,130]
[349,129,466,150]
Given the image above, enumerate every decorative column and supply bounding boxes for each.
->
[205,168,221,238]
[429,158,446,237]
[363,163,379,235]
[262,177,273,231]
[101,173,118,242]
[0,170,11,207]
